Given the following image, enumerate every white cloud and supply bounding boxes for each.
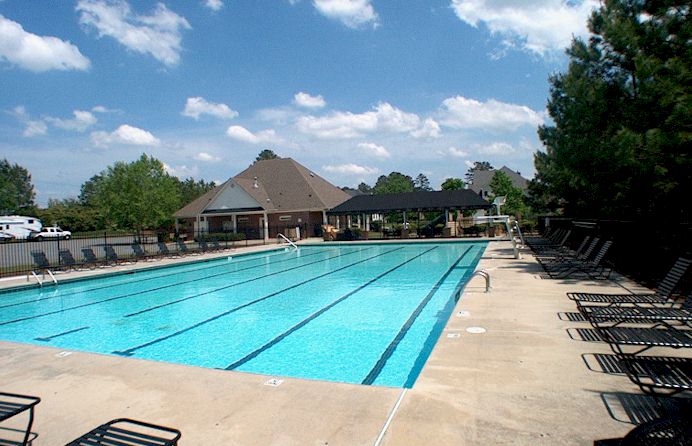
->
[203,0,224,11]
[293,92,326,109]
[410,118,441,138]
[91,124,161,147]
[77,0,191,66]
[447,147,469,157]
[450,0,598,56]
[91,105,119,113]
[477,141,515,155]
[464,160,475,169]
[226,125,283,144]
[194,151,221,162]
[182,97,238,120]
[46,110,97,132]
[313,0,379,29]
[296,102,424,139]
[0,15,90,72]
[23,120,48,137]
[255,106,301,125]
[323,163,379,175]
[357,142,390,158]
[11,106,48,137]
[163,163,199,178]
[439,96,544,131]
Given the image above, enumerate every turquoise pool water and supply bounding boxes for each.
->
[0,242,486,387]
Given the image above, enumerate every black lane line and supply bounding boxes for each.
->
[0,248,323,310]
[34,326,90,342]
[125,247,374,317]
[113,247,405,357]
[402,246,485,388]
[224,246,439,371]
[361,246,472,385]
[0,248,348,327]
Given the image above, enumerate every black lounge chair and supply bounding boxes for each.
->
[569,257,691,307]
[532,229,572,251]
[82,247,103,267]
[66,418,181,446]
[595,414,691,445]
[581,299,692,327]
[176,240,199,256]
[540,237,601,272]
[59,249,80,270]
[157,242,181,258]
[30,250,51,271]
[104,245,123,264]
[548,240,613,279]
[618,354,692,396]
[0,391,40,446]
[132,243,157,261]
[198,238,210,252]
[596,325,692,356]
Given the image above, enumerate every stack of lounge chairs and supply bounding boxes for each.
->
[563,257,692,443]
[0,391,181,445]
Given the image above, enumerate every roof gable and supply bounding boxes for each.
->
[234,158,350,212]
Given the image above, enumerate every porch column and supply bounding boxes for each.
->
[365,214,370,231]
[322,210,328,225]
[357,215,361,228]
[263,211,269,242]
[336,215,341,230]
[346,215,351,228]
[232,214,237,233]
[174,218,180,234]
[444,209,449,224]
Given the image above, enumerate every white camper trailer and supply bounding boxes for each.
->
[0,215,43,240]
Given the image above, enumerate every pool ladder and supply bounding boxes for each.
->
[278,233,299,250]
[30,269,58,287]
[469,269,491,293]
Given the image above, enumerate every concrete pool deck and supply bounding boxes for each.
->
[0,240,661,445]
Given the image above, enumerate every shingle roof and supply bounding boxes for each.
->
[174,158,351,218]
[328,190,491,214]
[173,182,226,218]
[469,166,528,195]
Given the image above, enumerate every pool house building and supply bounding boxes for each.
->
[174,158,351,241]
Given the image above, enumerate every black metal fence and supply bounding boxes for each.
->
[537,217,692,290]
[0,224,312,278]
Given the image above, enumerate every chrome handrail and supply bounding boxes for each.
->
[278,233,298,250]
[470,269,491,293]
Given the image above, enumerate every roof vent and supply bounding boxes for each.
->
[253,177,259,189]
[309,172,315,177]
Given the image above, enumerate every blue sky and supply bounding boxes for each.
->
[0,0,598,205]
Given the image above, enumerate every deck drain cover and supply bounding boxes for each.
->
[264,378,284,387]
[456,310,470,318]
[446,333,461,338]
[466,327,486,334]
[55,351,73,358]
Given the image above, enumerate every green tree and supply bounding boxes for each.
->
[357,182,372,194]
[535,0,691,221]
[489,171,526,217]
[465,161,493,185]
[255,149,279,163]
[38,198,100,232]
[413,173,432,191]
[373,172,414,194]
[177,177,216,205]
[89,154,181,231]
[441,178,465,190]
[0,159,36,214]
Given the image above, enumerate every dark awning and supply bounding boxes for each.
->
[327,190,491,214]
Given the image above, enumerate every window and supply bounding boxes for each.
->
[278,215,292,222]
[237,217,249,223]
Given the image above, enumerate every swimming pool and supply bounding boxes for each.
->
[0,242,486,387]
